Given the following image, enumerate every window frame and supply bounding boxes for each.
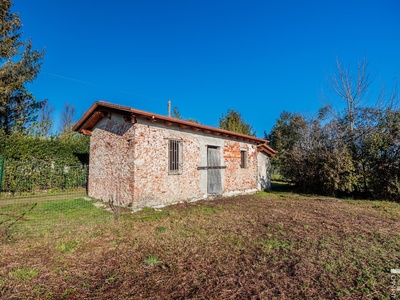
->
[240,150,248,169]
[168,139,183,175]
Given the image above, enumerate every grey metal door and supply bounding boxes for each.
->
[207,146,222,194]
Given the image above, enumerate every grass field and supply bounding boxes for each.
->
[0,190,399,299]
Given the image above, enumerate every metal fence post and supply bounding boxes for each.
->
[0,157,4,191]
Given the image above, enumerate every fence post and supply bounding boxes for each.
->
[0,157,4,191]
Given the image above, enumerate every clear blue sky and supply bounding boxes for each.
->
[13,0,400,137]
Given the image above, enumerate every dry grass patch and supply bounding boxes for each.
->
[1,193,399,299]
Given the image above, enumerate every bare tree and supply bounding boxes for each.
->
[376,76,399,110]
[60,103,76,133]
[322,56,372,131]
[36,100,54,137]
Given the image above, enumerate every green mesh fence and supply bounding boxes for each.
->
[0,160,112,240]
[0,160,88,198]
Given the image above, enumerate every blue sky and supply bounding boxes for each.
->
[13,0,400,137]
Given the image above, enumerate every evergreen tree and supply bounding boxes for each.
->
[171,106,182,119]
[219,109,256,136]
[0,0,45,135]
[171,106,200,123]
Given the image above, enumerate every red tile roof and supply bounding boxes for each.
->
[73,101,276,157]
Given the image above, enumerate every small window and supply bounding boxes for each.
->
[168,139,182,174]
[240,150,248,168]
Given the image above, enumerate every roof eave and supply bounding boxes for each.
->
[73,101,272,146]
[257,144,277,157]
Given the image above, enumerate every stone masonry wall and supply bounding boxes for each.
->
[88,113,266,208]
[223,141,258,193]
[88,114,135,206]
[133,120,260,207]
[132,121,203,207]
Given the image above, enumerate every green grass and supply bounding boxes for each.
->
[259,238,293,253]
[10,268,39,281]
[156,226,168,232]
[0,193,399,299]
[0,198,111,239]
[56,241,79,253]
[0,187,87,201]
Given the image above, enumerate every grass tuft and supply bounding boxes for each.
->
[56,241,79,253]
[156,226,168,232]
[10,268,39,281]
[144,255,160,265]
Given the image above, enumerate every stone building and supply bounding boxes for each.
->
[73,101,276,209]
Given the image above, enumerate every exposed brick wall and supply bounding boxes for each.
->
[88,114,135,206]
[223,142,258,192]
[88,113,271,208]
[132,121,203,207]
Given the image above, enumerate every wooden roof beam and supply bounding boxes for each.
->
[146,115,157,123]
[79,111,105,132]
[124,113,137,124]
[81,129,92,136]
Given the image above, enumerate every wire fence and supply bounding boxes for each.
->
[0,159,88,198]
[0,159,112,241]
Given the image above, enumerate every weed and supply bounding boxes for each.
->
[156,226,168,232]
[223,236,244,248]
[200,206,221,214]
[61,288,76,299]
[144,255,160,265]
[175,230,188,237]
[106,274,121,283]
[56,241,78,253]
[259,238,293,253]
[10,268,39,281]
[324,261,335,272]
